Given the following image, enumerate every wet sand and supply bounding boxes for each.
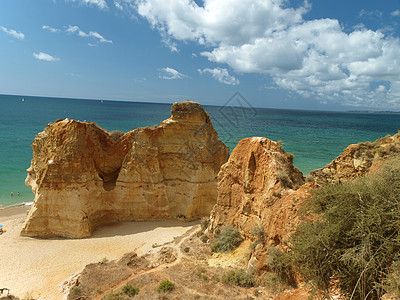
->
[0,206,196,299]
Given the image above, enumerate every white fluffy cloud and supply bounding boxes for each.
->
[33,52,60,62]
[129,0,400,108]
[198,67,239,85]
[43,25,112,45]
[42,25,60,33]
[135,0,306,45]
[159,67,187,79]
[69,0,108,9]
[66,25,113,43]
[0,26,24,40]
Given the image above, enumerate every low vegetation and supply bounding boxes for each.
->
[211,226,243,253]
[250,223,266,250]
[101,257,109,263]
[109,130,124,141]
[251,223,266,244]
[101,290,130,300]
[222,269,255,287]
[122,284,139,297]
[257,272,289,295]
[353,135,400,159]
[288,157,400,299]
[267,246,293,284]
[157,280,175,293]
[196,268,209,281]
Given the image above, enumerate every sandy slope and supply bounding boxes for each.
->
[0,206,196,299]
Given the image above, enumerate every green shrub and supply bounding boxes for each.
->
[276,170,291,188]
[157,280,175,293]
[222,269,255,287]
[101,290,130,300]
[250,223,266,244]
[122,284,139,296]
[211,226,243,253]
[289,158,400,299]
[258,272,288,295]
[196,268,208,280]
[267,246,293,284]
[249,224,266,251]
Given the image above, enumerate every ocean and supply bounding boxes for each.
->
[1,94,399,207]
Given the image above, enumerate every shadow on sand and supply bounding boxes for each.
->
[89,219,200,239]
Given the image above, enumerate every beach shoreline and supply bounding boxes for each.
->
[0,203,31,218]
[0,208,197,299]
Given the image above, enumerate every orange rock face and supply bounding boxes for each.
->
[309,131,400,185]
[209,137,305,245]
[22,101,229,238]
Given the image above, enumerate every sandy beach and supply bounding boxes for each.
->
[0,206,197,299]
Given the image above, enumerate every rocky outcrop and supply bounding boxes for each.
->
[22,101,229,238]
[209,137,305,246]
[309,131,400,185]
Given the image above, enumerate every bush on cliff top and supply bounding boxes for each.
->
[288,157,400,299]
[109,130,124,141]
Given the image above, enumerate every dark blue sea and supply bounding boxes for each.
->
[1,94,399,207]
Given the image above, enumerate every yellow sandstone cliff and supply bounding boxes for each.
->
[209,137,305,245]
[22,101,229,238]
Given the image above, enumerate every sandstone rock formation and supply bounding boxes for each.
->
[309,131,400,185]
[22,101,229,238]
[209,137,305,246]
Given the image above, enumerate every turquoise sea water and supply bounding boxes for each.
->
[1,94,399,207]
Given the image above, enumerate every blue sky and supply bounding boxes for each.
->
[1,0,400,110]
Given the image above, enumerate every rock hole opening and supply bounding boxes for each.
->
[97,168,121,191]
[248,152,256,173]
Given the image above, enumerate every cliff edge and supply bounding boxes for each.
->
[22,101,229,238]
[309,131,400,184]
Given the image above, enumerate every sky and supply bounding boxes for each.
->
[1,0,400,110]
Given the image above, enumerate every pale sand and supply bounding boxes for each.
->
[0,206,197,299]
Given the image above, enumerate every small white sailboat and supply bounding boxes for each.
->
[21,98,24,102]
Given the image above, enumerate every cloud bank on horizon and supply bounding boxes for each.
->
[129,0,400,108]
